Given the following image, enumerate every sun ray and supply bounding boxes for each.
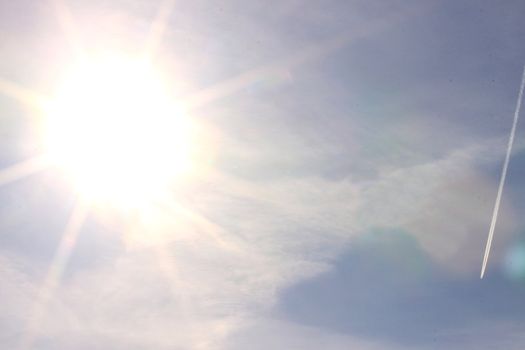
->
[155,197,244,255]
[19,201,89,350]
[153,243,198,345]
[0,77,48,110]
[145,0,176,59]
[0,156,50,188]
[183,5,426,111]
[51,0,85,59]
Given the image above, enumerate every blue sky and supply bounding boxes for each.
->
[1,0,525,349]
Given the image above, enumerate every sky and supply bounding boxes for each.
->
[1,0,525,349]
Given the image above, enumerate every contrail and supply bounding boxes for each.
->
[481,65,525,279]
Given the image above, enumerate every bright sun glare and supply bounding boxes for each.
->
[45,54,193,207]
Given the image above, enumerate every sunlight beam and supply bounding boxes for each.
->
[0,156,50,188]
[51,0,85,58]
[145,0,176,58]
[156,197,243,255]
[183,5,426,110]
[0,77,47,110]
[19,201,88,350]
[153,243,197,345]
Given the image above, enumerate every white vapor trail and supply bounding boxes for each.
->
[481,65,525,279]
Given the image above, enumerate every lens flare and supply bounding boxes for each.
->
[504,243,525,280]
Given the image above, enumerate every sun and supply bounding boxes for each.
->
[44,53,194,208]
